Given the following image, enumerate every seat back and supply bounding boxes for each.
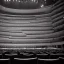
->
[36,54,48,59]
[0,58,10,64]
[23,53,36,58]
[13,57,37,64]
[50,53,64,59]
[58,54,64,57]
[38,58,59,64]
[50,54,60,59]
[4,54,18,59]
[18,53,36,58]
[3,53,18,64]
[59,57,64,64]
[0,54,2,59]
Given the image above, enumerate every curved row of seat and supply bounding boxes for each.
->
[0,52,64,64]
[0,0,64,49]
[51,0,64,45]
[0,3,54,46]
[0,50,64,58]
[0,57,64,64]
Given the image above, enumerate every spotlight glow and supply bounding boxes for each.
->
[8,0,11,1]
[41,4,44,8]
[7,0,9,2]
[16,0,17,2]
[18,0,20,2]
[13,0,15,2]
[31,0,38,3]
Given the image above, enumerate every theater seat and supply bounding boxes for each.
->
[38,58,59,64]
[3,53,18,59]
[18,52,36,58]
[18,53,29,58]
[3,54,18,64]
[59,57,64,64]
[36,54,49,59]
[13,57,37,64]
[23,53,36,58]
[50,54,60,59]
[0,54,2,59]
[0,58,10,64]
[3,51,10,54]
[50,53,64,59]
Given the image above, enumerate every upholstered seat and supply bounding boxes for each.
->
[50,54,60,59]
[13,57,37,64]
[59,57,64,64]
[50,53,64,59]
[4,54,18,59]
[18,53,36,58]
[38,58,59,64]
[0,58,10,64]
[36,54,48,59]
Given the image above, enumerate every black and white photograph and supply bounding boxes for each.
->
[0,0,64,64]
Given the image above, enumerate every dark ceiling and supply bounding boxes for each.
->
[0,0,59,9]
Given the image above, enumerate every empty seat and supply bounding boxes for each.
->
[59,57,64,64]
[3,53,18,64]
[50,53,64,59]
[58,53,64,57]
[36,54,49,59]
[13,57,37,64]
[0,54,2,59]
[50,54,60,59]
[38,58,59,64]
[4,54,18,59]
[18,53,28,58]
[3,51,10,55]
[0,58,10,64]
[18,53,36,58]
[23,53,36,58]
[2,51,10,58]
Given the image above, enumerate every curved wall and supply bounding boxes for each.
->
[51,0,64,48]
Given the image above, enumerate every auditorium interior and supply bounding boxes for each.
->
[0,0,64,64]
